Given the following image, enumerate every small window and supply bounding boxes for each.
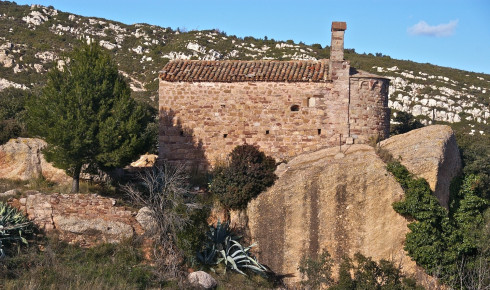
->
[308,97,316,107]
[317,129,321,135]
[223,134,228,138]
[179,130,184,136]
[290,105,300,111]
[220,104,226,108]
[265,130,270,135]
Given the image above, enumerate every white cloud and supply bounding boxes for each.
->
[408,20,459,37]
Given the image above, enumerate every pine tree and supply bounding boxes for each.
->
[26,43,154,192]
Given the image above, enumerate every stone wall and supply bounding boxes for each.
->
[13,192,143,247]
[349,77,391,143]
[158,64,389,168]
[159,79,348,168]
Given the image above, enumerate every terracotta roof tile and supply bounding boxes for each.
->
[159,60,329,82]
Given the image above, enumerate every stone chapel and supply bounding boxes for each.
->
[158,22,390,169]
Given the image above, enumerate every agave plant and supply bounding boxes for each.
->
[217,236,267,275]
[0,201,32,258]
[197,220,267,275]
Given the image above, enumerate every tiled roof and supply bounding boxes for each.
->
[159,60,329,82]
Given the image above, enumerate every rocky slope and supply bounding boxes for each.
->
[246,125,461,285]
[0,1,488,135]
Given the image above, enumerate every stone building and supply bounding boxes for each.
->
[158,22,390,170]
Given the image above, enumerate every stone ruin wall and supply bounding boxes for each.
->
[11,192,142,247]
[349,77,391,143]
[158,60,390,168]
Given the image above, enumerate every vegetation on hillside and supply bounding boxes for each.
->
[209,144,277,210]
[26,43,155,192]
[0,1,489,288]
[387,161,489,288]
[0,88,29,144]
[298,249,424,289]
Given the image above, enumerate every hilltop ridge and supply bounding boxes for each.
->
[0,1,488,135]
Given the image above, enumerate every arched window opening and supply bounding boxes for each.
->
[290,105,300,111]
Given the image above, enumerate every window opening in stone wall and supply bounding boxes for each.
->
[266,130,270,135]
[220,104,226,108]
[308,97,316,107]
[318,129,321,135]
[290,105,300,111]
[223,134,228,138]
[180,130,184,136]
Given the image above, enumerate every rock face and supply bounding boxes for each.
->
[0,138,70,183]
[381,125,461,208]
[246,125,461,285]
[15,192,143,246]
[188,271,217,289]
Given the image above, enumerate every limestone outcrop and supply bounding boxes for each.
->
[0,138,70,183]
[14,192,143,247]
[246,125,461,285]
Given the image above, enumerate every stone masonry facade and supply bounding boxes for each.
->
[158,22,390,169]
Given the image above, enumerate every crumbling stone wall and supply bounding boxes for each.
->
[13,192,142,247]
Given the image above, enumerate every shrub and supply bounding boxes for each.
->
[388,161,489,287]
[0,201,32,258]
[209,144,277,209]
[298,249,334,289]
[123,164,193,279]
[391,111,424,135]
[329,253,423,290]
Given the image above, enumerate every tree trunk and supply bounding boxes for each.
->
[71,164,82,193]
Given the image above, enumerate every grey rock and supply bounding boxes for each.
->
[188,271,217,289]
[0,189,18,197]
[136,206,157,232]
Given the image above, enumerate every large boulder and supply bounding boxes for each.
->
[246,125,460,285]
[0,138,70,183]
[381,125,461,208]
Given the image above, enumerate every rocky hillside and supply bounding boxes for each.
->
[0,1,488,134]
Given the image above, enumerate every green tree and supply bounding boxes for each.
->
[391,111,424,135]
[26,43,154,192]
[209,144,277,209]
[0,87,29,144]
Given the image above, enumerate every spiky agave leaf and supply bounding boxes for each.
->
[0,202,32,258]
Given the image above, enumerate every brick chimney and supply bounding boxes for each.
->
[330,21,347,62]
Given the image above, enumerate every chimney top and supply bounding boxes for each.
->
[331,21,347,31]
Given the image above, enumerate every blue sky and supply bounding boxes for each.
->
[14,0,490,74]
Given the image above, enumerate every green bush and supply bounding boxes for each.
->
[388,161,489,287]
[298,249,334,289]
[390,111,424,136]
[209,144,277,210]
[299,250,423,289]
[0,87,28,144]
